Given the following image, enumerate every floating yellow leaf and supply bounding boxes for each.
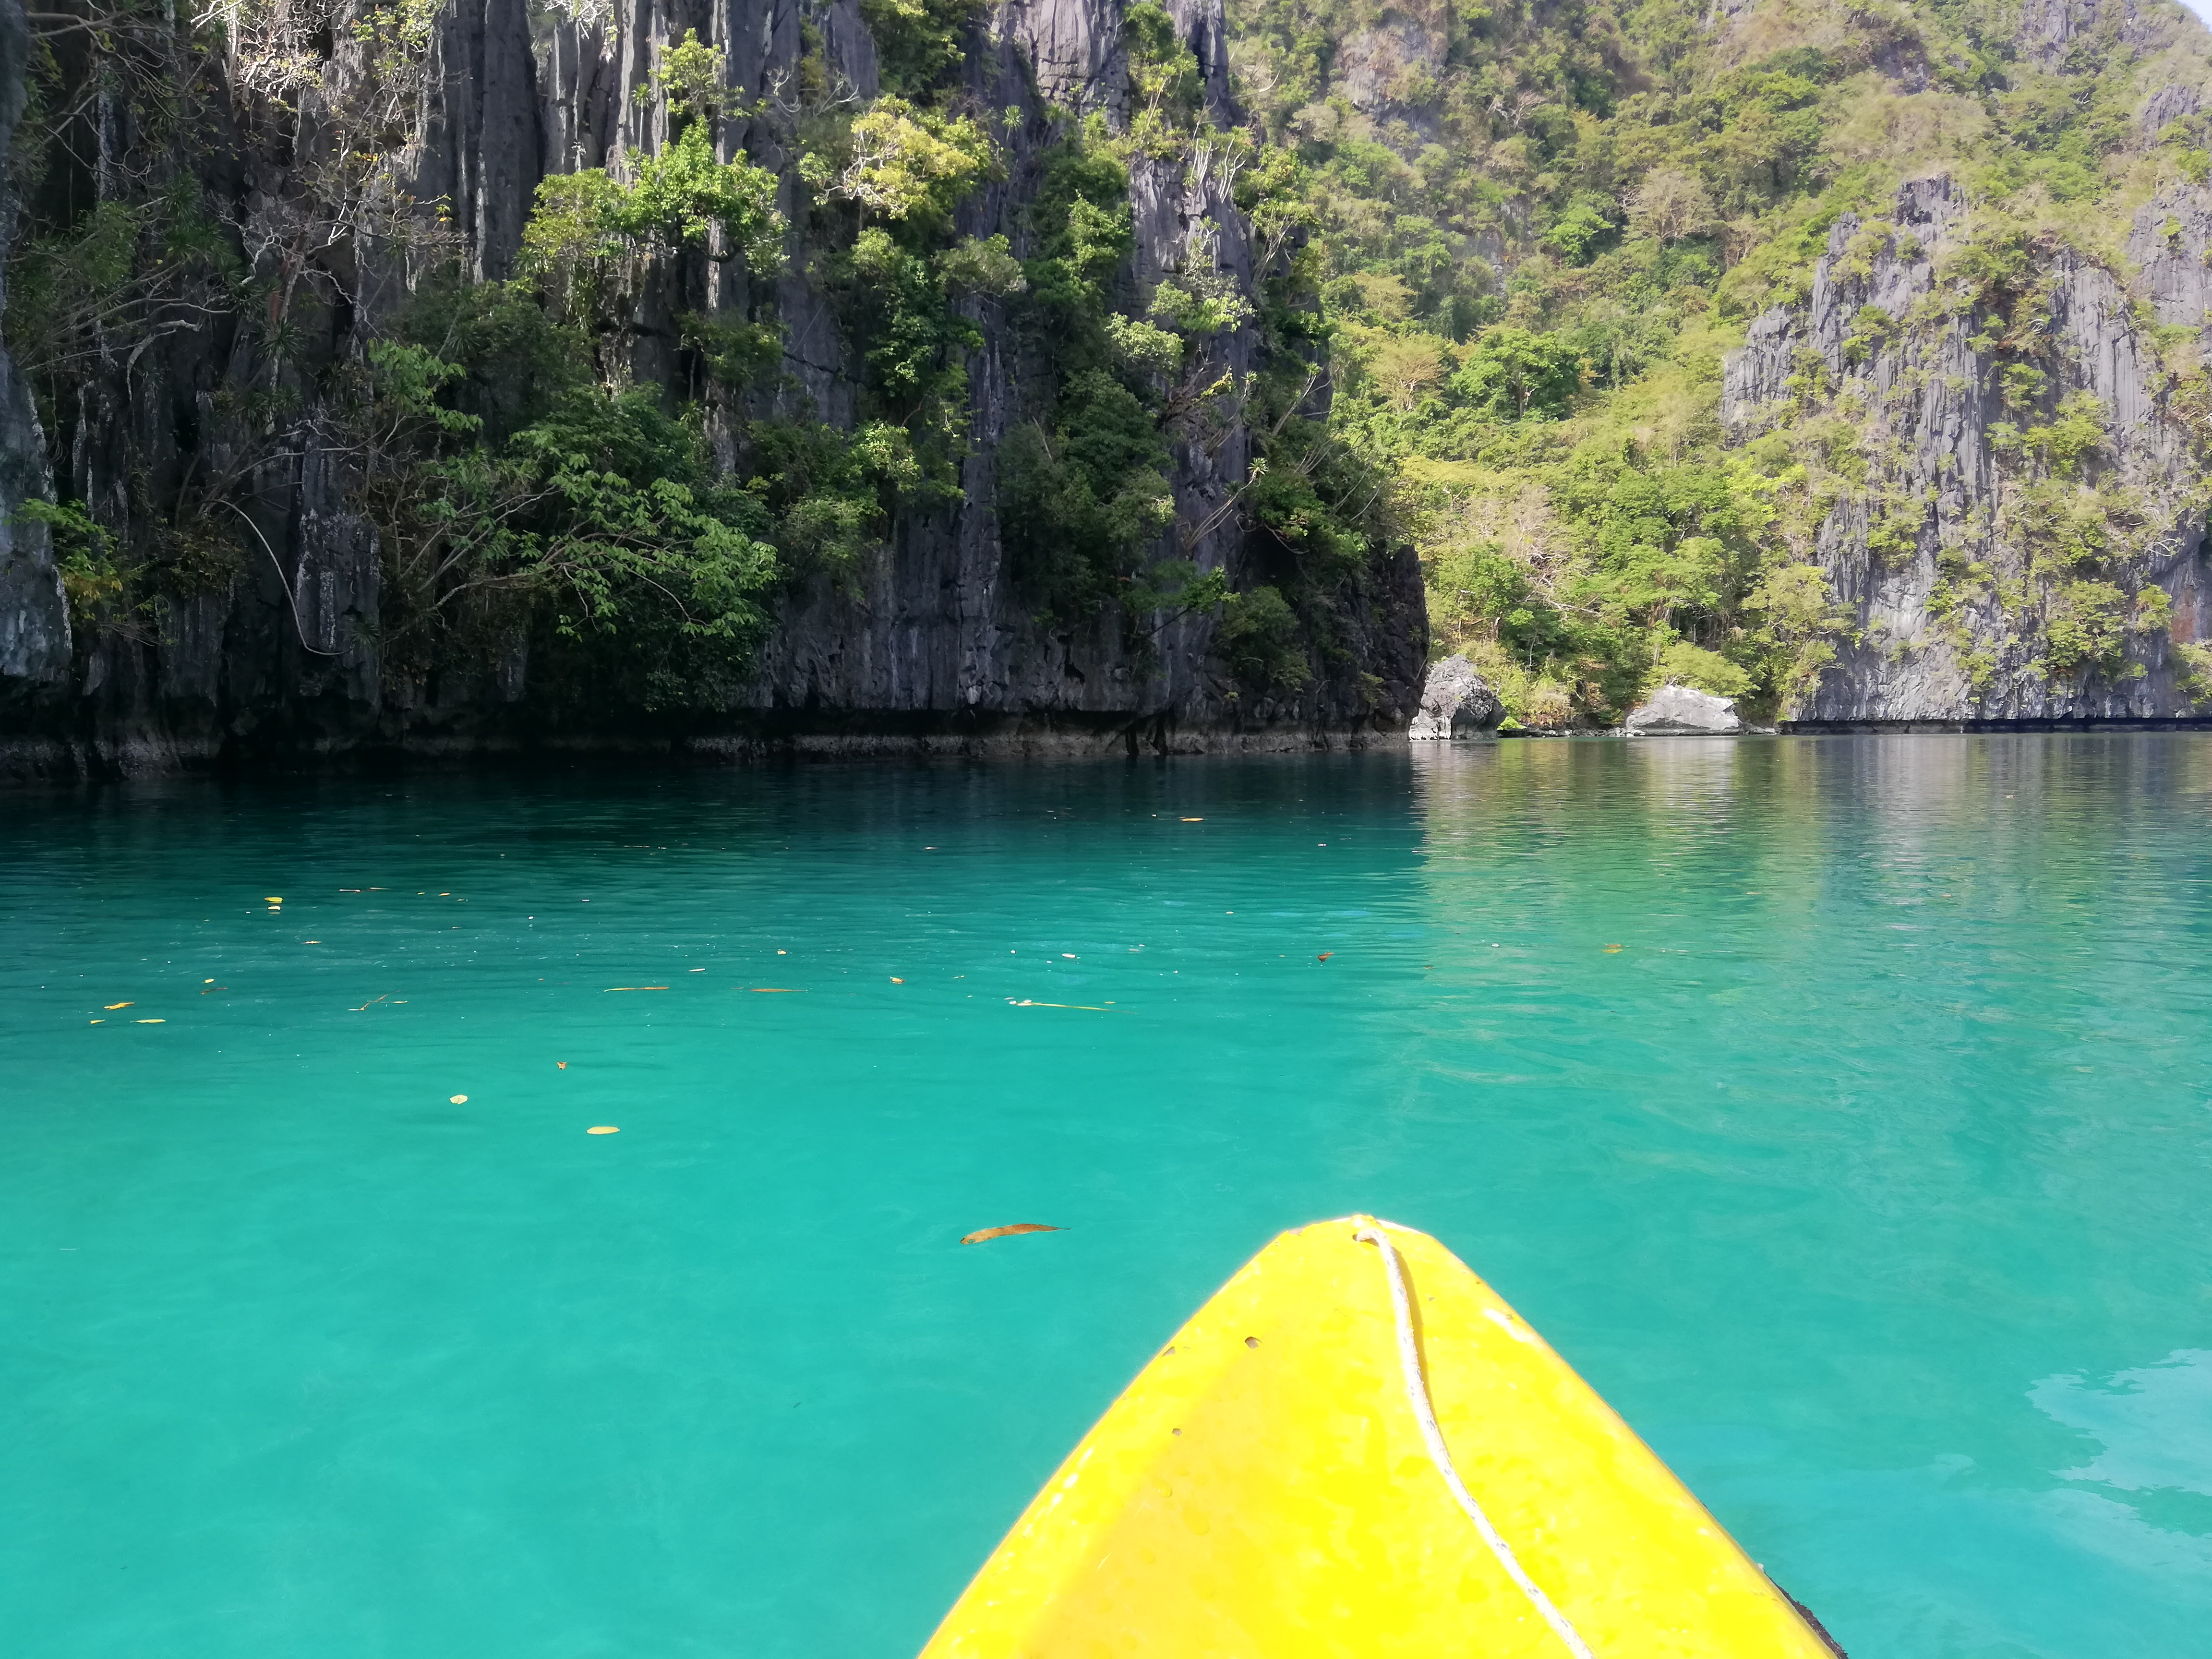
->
[604,986,670,992]
[104,1002,132,1010]
[1180,817,1203,822]
[450,1094,468,1104]
[749,987,802,993]
[890,976,905,984]
[588,1125,620,1135]
[1603,944,1623,953]
[557,1061,567,1070]
[961,1223,1062,1246]
[135,1019,164,1025]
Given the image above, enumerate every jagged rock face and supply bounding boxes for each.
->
[1626,684,1743,735]
[732,2,1286,749]
[0,0,1426,777]
[0,0,65,697]
[2020,0,2166,69]
[1331,3,1448,143]
[1724,174,2212,722]
[1408,652,1500,739]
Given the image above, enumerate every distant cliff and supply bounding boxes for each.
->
[0,0,1425,779]
[1725,174,2212,721]
[1219,0,2212,730]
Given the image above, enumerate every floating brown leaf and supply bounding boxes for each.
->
[961,1223,1063,1246]
[1316,952,1333,962]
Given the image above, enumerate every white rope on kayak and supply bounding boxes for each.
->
[1357,1224,1595,1659]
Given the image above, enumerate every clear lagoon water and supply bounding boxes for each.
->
[4,736,2211,1659]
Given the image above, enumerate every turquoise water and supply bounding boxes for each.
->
[4,738,2211,1658]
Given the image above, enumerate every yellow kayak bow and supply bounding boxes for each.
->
[922,1215,1841,1657]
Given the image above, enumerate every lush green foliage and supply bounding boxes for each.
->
[520,122,783,324]
[998,370,1177,624]
[858,0,989,98]
[356,286,780,708]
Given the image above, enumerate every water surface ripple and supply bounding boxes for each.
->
[4,736,2209,1657]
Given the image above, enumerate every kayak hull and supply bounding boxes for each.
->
[921,1215,1835,1657]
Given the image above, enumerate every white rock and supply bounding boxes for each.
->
[1625,683,1743,734]
[1410,654,1504,739]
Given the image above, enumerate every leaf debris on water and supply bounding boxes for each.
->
[962,1223,1062,1246]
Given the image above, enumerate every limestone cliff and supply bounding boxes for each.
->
[0,0,1425,778]
[1724,173,2212,723]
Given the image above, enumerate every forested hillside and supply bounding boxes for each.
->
[1224,0,2212,724]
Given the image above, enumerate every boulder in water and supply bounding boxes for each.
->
[1410,655,1504,739]
[1626,684,1743,735]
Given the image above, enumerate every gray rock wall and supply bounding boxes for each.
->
[0,0,66,700]
[1723,174,2212,721]
[0,0,1425,778]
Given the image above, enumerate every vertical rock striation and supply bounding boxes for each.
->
[0,0,66,704]
[0,0,1425,778]
[1725,174,2212,722]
